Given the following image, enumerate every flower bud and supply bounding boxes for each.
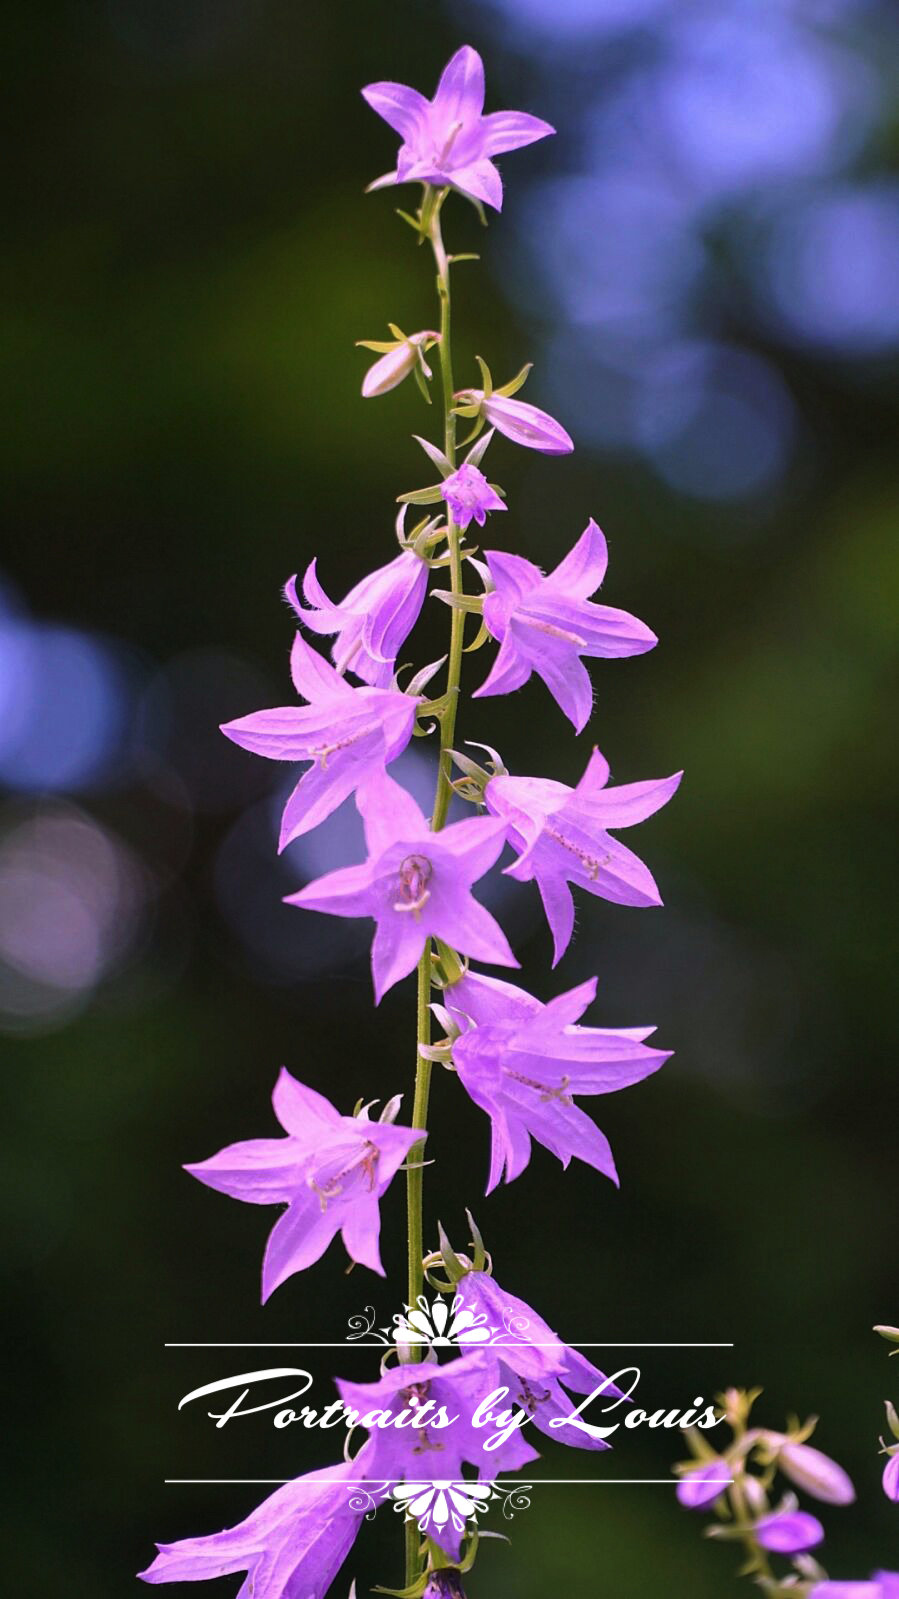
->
[755,1508,825,1555]
[883,1451,899,1503]
[424,1571,467,1599]
[676,1458,731,1509]
[776,1440,855,1505]
[360,330,439,398]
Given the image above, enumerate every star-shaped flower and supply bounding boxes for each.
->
[221,633,419,850]
[474,520,657,731]
[288,771,517,1001]
[185,1069,422,1297]
[139,1455,369,1596]
[288,549,428,688]
[456,1265,625,1451]
[486,746,682,964]
[446,971,669,1189]
[440,463,506,530]
[337,1349,537,1556]
[362,45,554,211]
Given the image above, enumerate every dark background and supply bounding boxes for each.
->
[2,1,898,1593]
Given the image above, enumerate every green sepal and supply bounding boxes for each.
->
[413,364,432,404]
[448,252,481,265]
[463,619,490,654]
[474,356,493,398]
[356,338,400,353]
[397,486,444,506]
[438,1220,467,1283]
[465,1208,487,1272]
[394,209,426,236]
[886,1399,899,1441]
[495,361,533,398]
[432,589,484,613]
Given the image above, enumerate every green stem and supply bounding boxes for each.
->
[403,186,466,1590]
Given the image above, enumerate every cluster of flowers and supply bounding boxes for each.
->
[140,46,680,1599]
[675,1387,897,1597]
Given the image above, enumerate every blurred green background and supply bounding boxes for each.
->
[2,0,898,1593]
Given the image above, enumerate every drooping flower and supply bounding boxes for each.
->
[358,328,440,398]
[455,1265,625,1450]
[446,971,670,1189]
[184,1069,422,1297]
[362,45,554,211]
[676,1459,733,1509]
[138,1455,368,1595]
[423,1567,468,1598]
[287,772,517,1001]
[883,1452,899,1502]
[287,549,428,688]
[440,463,506,530]
[455,388,573,454]
[485,747,682,964]
[765,1437,855,1505]
[474,521,657,731]
[755,1508,825,1554]
[811,1577,899,1599]
[221,634,419,850]
[337,1348,538,1555]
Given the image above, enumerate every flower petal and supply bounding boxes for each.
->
[361,80,429,139]
[546,518,608,597]
[433,44,485,123]
[480,109,556,155]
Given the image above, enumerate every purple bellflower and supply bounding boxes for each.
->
[456,1265,624,1450]
[676,1459,733,1509]
[287,549,428,688]
[811,1579,899,1599]
[446,971,669,1189]
[755,1509,826,1554]
[455,388,573,454]
[883,1452,899,1502]
[337,1349,538,1556]
[185,1069,421,1296]
[139,1455,369,1596]
[441,463,506,530]
[474,520,657,732]
[221,633,419,851]
[362,45,554,212]
[485,747,683,964]
[287,772,517,1001]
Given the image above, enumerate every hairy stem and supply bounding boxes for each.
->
[403,185,465,1588]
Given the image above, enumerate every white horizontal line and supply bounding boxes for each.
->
[164,1342,734,1349]
[164,1478,733,1486]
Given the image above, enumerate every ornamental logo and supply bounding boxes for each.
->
[349,1479,532,1530]
[346,1292,529,1351]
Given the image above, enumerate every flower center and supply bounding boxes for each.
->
[311,728,365,770]
[505,1068,573,1105]
[309,1140,379,1210]
[393,854,433,918]
[542,822,610,882]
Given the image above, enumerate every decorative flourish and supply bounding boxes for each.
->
[391,1293,496,1350]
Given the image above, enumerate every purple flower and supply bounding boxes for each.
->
[287,549,428,688]
[337,1349,538,1556]
[771,1438,855,1505]
[221,634,419,850]
[457,1266,624,1450]
[360,329,440,398]
[485,747,683,965]
[474,521,657,732]
[755,1509,825,1554]
[138,1455,368,1595]
[447,970,670,1189]
[676,1459,732,1509]
[288,772,517,1002]
[424,1572,468,1599]
[456,388,573,454]
[185,1069,421,1296]
[441,463,506,530]
[362,45,554,212]
[883,1452,899,1502]
[811,1578,899,1599]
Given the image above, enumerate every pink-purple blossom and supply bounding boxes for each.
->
[139,1456,368,1595]
[474,521,657,731]
[287,772,517,1001]
[811,1578,899,1599]
[447,970,669,1189]
[676,1459,732,1509]
[362,45,554,212]
[485,747,682,965]
[184,1070,421,1295]
[441,463,506,530]
[287,549,428,688]
[883,1452,899,1502]
[457,1265,624,1449]
[755,1508,825,1554]
[361,330,440,397]
[337,1349,537,1557]
[221,633,419,850]
[456,389,574,454]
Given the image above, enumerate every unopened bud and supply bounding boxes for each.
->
[776,1440,855,1505]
